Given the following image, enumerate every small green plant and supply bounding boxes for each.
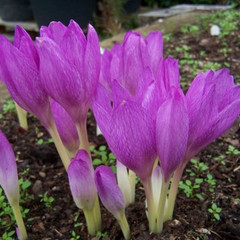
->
[205,174,216,193]
[226,145,240,155]
[186,159,208,177]
[70,230,81,240]
[180,24,200,34]
[1,230,15,240]
[73,212,83,228]
[219,47,232,57]
[208,203,222,221]
[213,154,226,165]
[96,231,109,239]
[90,145,116,172]
[163,33,173,42]
[199,50,206,57]
[179,178,204,200]
[2,99,16,114]
[37,138,54,145]
[38,192,55,209]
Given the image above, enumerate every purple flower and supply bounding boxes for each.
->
[50,99,79,155]
[100,31,163,97]
[0,26,51,128]
[0,131,19,204]
[156,88,189,182]
[94,166,125,217]
[67,150,96,210]
[36,21,101,125]
[186,69,240,159]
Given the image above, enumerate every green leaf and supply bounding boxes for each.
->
[92,159,102,166]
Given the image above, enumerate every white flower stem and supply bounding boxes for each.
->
[93,197,102,232]
[117,211,130,240]
[48,121,70,170]
[128,170,136,204]
[14,101,28,131]
[155,174,169,233]
[76,120,90,156]
[142,177,157,233]
[117,161,132,206]
[83,207,98,236]
[11,202,27,240]
[165,160,187,221]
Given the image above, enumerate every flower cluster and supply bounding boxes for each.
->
[0,21,240,239]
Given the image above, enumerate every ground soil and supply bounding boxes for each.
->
[0,10,240,240]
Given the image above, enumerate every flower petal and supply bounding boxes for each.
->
[50,99,79,154]
[156,88,189,181]
[145,31,163,77]
[67,150,97,210]
[94,165,125,217]
[0,131,19,203]
[108,100,157,180]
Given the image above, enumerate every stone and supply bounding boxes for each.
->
[32,180,42,194]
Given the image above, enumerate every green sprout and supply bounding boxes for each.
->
[205,174,216,193]
[213,154,226,165]
[226,145,240,155]
[96,231,109,239]
[2,99,16,114]
[208,203,222,221]
[73,212,83,228]
[179,178,204,200]
[90,145,116,172]
[70,230,81,240]
[38,192,55,209]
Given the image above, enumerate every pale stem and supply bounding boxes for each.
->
[67,148,78,159]
[155,174,170,233]
[116,161,132,206]
[83,207,98,236]
[93,196,102,232]
[142,177,157,233]
[164,160,187,221]
[128,170,136,204]
[76,120,90,156]
[48,121,70,170]
[11,202,27,240]
[117,211,130,240]
[14,102,28,130]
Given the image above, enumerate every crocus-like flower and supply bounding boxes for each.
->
[94,166,130,240]
[36,21,101,152]
[93,30,181,233]
[166,68,240,221]
[51,99,79,157]
[0,26,51,128]
[0,131,19,204]
[155,87,189,232]
[0,131,27,240]
[67,150,101,235]
[0,26,70,169]
[186,69,240,159]
[100,31,163,96]
[156,87,189,182]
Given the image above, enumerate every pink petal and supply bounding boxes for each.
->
[108,100,157,181]
[67,150,97,210]
[51,99,79,154]
[145,31,163,77]
[0,35,51,127]
[0,131,19,203]
[94,166,125,216]
[156,88,189,181]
